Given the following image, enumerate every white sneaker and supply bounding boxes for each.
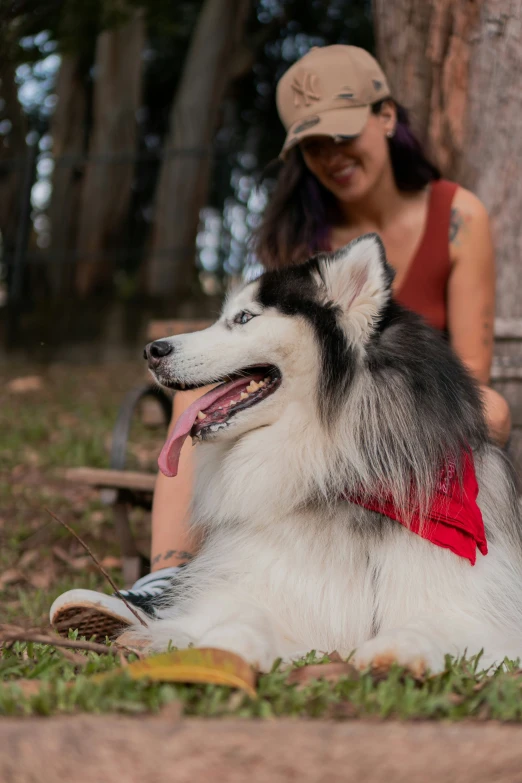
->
[49,567,180,640]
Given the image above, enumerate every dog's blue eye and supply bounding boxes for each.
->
[234,311,254,325]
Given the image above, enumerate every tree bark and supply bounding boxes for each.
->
[47,55,88,297]
[0,60,27,276]
[145,0,250,301]
[74,9,145,296]
[373,0,480,173]
[373,0,522,469]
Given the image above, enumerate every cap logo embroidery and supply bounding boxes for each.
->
[292,116,320,134]
[291,71,320,107]
[372,79,383,91]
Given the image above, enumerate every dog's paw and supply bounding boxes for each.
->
[116,629,150,652]
[116,621,195,656]
[353,630,445,678]
[199,625,279,672]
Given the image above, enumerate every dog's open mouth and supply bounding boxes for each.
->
[158,366,281,477]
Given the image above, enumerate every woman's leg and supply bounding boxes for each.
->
[150,388,207,571]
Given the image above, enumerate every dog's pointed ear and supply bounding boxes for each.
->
[314,234,394,342]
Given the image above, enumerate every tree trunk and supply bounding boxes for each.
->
[0,60,27,279]
[373,0,522,470]
[145,0,250,301]
[74,9,145,296]
[373,0,480,173]
[48,55,89,297]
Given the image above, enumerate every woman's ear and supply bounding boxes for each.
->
[378,99,397,137]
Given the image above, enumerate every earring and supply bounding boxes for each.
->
[386,129,395,139]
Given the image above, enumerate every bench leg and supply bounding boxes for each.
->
[108,383,171,582]
[112,497,144,587]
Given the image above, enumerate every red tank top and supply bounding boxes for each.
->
[395,179,459,332]
[326,179,458,332]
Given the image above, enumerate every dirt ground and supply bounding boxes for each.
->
[2,716,522,783]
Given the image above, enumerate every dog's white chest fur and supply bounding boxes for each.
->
[135,480,522,674]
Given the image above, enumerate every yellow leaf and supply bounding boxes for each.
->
[94,647,257,698]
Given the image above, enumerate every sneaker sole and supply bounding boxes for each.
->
[52,602,133,641]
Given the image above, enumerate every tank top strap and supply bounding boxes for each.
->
[396,178,459,332]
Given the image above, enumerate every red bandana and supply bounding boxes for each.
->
[344,451,487,565]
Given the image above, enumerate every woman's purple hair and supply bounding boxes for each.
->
[386,102,440,191]
[252,99,440,270]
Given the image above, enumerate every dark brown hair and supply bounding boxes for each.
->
[252,101,440,271]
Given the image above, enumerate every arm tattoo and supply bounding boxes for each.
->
[164,549,194,561]
[449,207,471,247]
[151,550,194,566]
[449,208,463,244]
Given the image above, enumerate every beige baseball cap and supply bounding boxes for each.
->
[276,45,391,158]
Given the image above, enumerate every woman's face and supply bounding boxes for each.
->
[299,102,396,204]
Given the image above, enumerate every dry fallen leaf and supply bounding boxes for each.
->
[0,569,24,588]
[52,546,91,570]
[446,693,465,706]
[7,376,44,393]
[57,413,80,428]
[287,661,359,688]
[100,556,122,570]
[26,570,55,590]
[10,680,46,697]
[95,647,257,698]
[69,557,92,571]
[18,550,40,570]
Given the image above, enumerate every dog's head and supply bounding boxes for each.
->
[145,233,485,508]
[145,235,396,476]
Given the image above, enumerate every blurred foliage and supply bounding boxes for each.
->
[0,0,373,290]
[1,0,203,56]
[2,0,373,167]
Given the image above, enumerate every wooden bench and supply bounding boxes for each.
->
[65,319,211,586]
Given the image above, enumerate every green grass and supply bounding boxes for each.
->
[2,643,522,720]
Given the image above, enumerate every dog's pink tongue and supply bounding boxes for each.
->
[158,378,251,477]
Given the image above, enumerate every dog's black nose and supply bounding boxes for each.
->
[144,340,173,366]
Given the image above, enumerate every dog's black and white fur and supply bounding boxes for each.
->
[127,235,522,674]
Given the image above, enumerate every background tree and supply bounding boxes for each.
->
[144,0,252,302]
[74,8,145,296]
[373,0,522,469]
[0,0,372,344]
[0,57,27,292]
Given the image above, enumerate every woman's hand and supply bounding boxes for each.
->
[480,384,511,447]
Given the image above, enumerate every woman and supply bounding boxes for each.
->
[50,44,510,637]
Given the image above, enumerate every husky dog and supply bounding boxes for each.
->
[134,234,522,674]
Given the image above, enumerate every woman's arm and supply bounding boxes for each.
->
[446,187,511,444]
